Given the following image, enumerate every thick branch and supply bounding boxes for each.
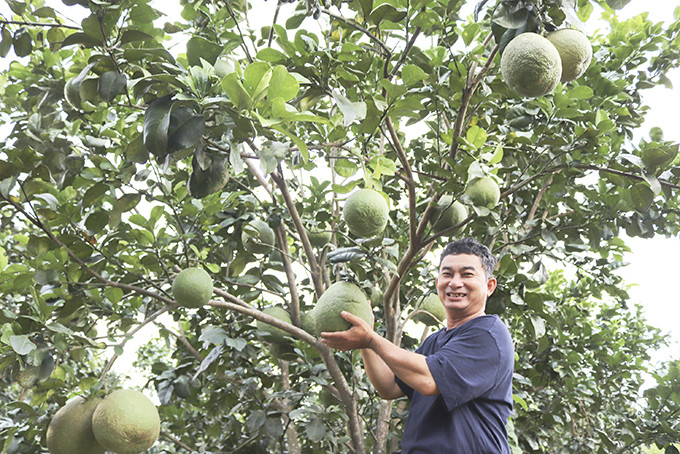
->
[274,223,302,326]
[449,39,500,160]
[270,169,325,298]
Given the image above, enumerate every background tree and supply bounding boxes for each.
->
[0,0,679,453]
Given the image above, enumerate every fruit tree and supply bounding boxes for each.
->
[1,0,680,453]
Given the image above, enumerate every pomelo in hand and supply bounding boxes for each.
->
[92,389,160,454]
[501,32,562,98]
[47,396,105,454]
[172,267,213,308]
[314,281,372,333]
[342,188,389,238]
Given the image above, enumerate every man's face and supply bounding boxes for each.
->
[435,253,497,321]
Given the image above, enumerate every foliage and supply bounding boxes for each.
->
[0,0,679,452]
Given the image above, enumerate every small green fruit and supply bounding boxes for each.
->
[172,267,213,308]
[242,219,276,254]
[306,227,332,248]
[465,177,501,208]
[343,188,389,238]
[431,195,468,236]
[257,306,293,343]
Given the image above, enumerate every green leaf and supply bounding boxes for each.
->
[143,96,174,157]
[97,71,127,102]
[401,64,428,86]
[0,28,13,57]
[306,417,327,442]
[12,29,33,57]
[268,65,299,102]
[10,335,36,355]
[605,0,631,9]
[120,29,155,44]
[566,86,593,99]
[466,125,488,149]
[186,36,223,67]
[108,193,142,229]
[327,247,367,263]
[222,73,253,110]
[243,61,272,101]
[168,107,205,152]
[0,246,7,270]
[256,47,287,63]
[491,2,530,29]
[331,91,366,127]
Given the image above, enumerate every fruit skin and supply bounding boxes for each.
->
[172,267,213,308]
[92,389,160,454]
[412,293,445,326]
[501,32,562,98]
[46,396,106,454]
[546,28,592,82]
[301,310,317,334]
[241,219,276,254]
[342,188,389,238]
[306,227,332,248]
[269,342,297,361]
[314,281,372,333]
[430,195,468,236]
[257,306,293,344]
[465,176,501,208]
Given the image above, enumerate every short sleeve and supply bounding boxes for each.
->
[425,327,501,411]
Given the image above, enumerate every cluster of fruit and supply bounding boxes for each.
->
[47,389,160,454]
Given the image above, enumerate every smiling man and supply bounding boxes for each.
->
[321,238,514,453]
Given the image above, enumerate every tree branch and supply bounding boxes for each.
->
[321,8,391,57]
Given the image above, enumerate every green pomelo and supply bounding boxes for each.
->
[314,281,372,333]
[269,342,297,361]
[301,310,316,334]
[306,227,332,248]
[370,287,383,308]
[257,306,293,343]
[242,219,276,254]
[412,293,445,326]
[546,28,592,82]
[431,195,468,236]
[46,396,106,454]
[465,177,501,208]
[501,32,562,98]
[649,127,664,142]
[342,188,389,238]
[172,267,213,308]
[92,389,160,454]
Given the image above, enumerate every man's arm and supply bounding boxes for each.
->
[320,311,440,397]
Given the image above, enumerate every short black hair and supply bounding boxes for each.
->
[439,237,497,278]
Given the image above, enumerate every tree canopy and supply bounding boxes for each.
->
[0,0,679,452]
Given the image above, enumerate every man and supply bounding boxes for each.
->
[321,237,514,453]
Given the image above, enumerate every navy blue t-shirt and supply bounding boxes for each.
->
[395,315,514,454]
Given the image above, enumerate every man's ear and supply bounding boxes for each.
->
[486,277,497,297]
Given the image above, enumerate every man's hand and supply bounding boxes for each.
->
[320,311,375,351]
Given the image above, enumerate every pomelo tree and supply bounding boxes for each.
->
[1,0,680,453]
